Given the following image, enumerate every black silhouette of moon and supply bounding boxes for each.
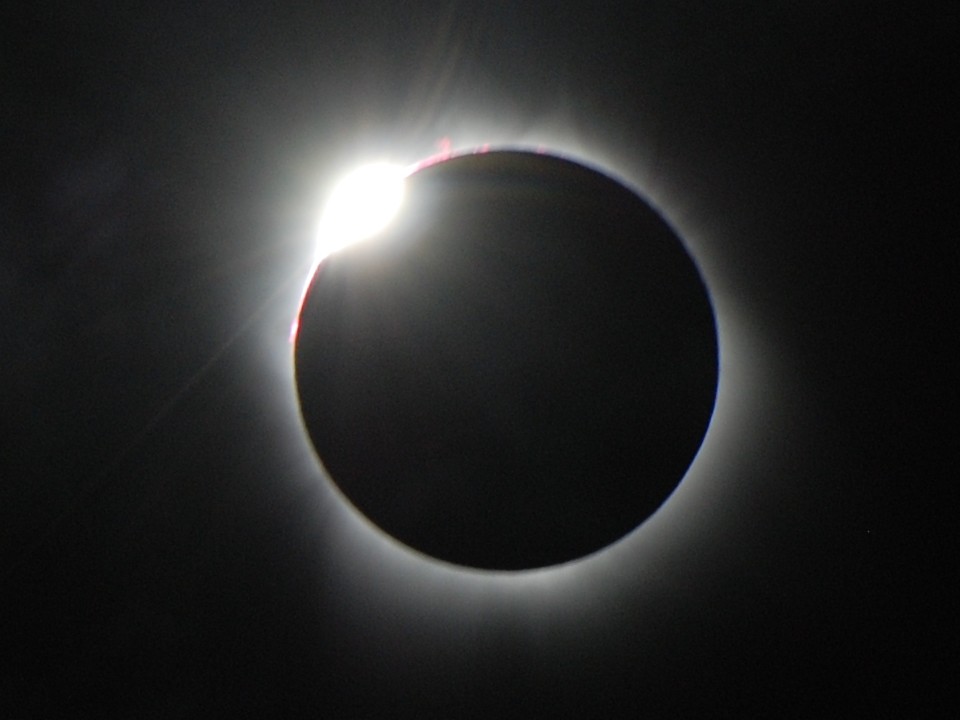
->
[294,151,718,570]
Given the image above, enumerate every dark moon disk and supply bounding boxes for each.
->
[294,151,718,570]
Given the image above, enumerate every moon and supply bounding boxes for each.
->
[293,150,719,570]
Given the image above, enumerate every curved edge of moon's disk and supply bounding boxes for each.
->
[294,150,719,571]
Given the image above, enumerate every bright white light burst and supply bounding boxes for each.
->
[317,163,406,259]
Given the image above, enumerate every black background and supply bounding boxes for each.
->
[2,2,956,717]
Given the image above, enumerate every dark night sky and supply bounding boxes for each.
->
[2,2,956,717]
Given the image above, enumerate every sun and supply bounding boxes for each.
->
[316,162,406,259]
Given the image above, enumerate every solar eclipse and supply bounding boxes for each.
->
[293,150,718,570]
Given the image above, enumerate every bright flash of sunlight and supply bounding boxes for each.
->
[316,163,406,260]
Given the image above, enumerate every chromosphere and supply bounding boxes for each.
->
[294,151,718,570]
